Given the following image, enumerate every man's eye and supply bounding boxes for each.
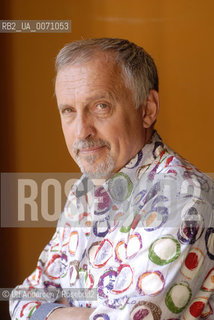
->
[62,108,73,114]
[96,103,109,111]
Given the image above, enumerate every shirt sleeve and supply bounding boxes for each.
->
[9,225,67,320]
[9,179,88,320]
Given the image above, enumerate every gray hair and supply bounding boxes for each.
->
[55,38,158,108]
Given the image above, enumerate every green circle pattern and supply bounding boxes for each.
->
[108,172,133,202]
[149,235,181,266]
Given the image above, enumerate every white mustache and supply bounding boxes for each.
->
[73,138,110,155]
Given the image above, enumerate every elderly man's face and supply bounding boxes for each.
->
[55,53,147,179]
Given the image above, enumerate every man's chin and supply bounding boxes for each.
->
[77,156,115,179]
[81,170,110,179]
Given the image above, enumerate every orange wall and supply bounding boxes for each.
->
[1,0,214,318]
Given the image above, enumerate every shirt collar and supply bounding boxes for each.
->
[120,130,164,177]
[71,130,164,198]
[104,130,164,202]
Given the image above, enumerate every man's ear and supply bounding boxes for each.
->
[141,90,159,128]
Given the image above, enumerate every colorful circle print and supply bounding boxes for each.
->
[93,314,110,320]
[115,233,142,262]
[165,282,192,314]
[205,228,214,260]
[28,266,42,286]
[132,190,147,207]
[200,301,213,319]
[120,210,136,233]
[125,150,143,169]
[127,232,143,259]
[44,254,61,280]
[182,296,209,319]
[20,302,41,318]
[180,247,205,280]
[108,172,133,202]
[94,187,112,215]
[98,265,133,298]
[68,231,79,255]
[137,271,165,296]
[93,220,110,238]
[88,239,113,269]
[201,267,214,292]
[177,206,204,245]
[69,260,79,285]
[98,269,117,299]
[112,264,133,294]
[142,207,168,231]
[149,235,180,265]
[130,301,162,320]
[79,266,94,290]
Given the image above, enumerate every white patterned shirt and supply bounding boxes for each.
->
[10,131,214,320]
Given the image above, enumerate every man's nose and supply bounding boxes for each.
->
[75,112,96,139]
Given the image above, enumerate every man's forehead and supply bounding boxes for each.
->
[55,71,119,95]
[56,83,122,108]
[55,58,125,98]
[56,51,121,80]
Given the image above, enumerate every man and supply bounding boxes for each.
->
[10,38,214,320]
